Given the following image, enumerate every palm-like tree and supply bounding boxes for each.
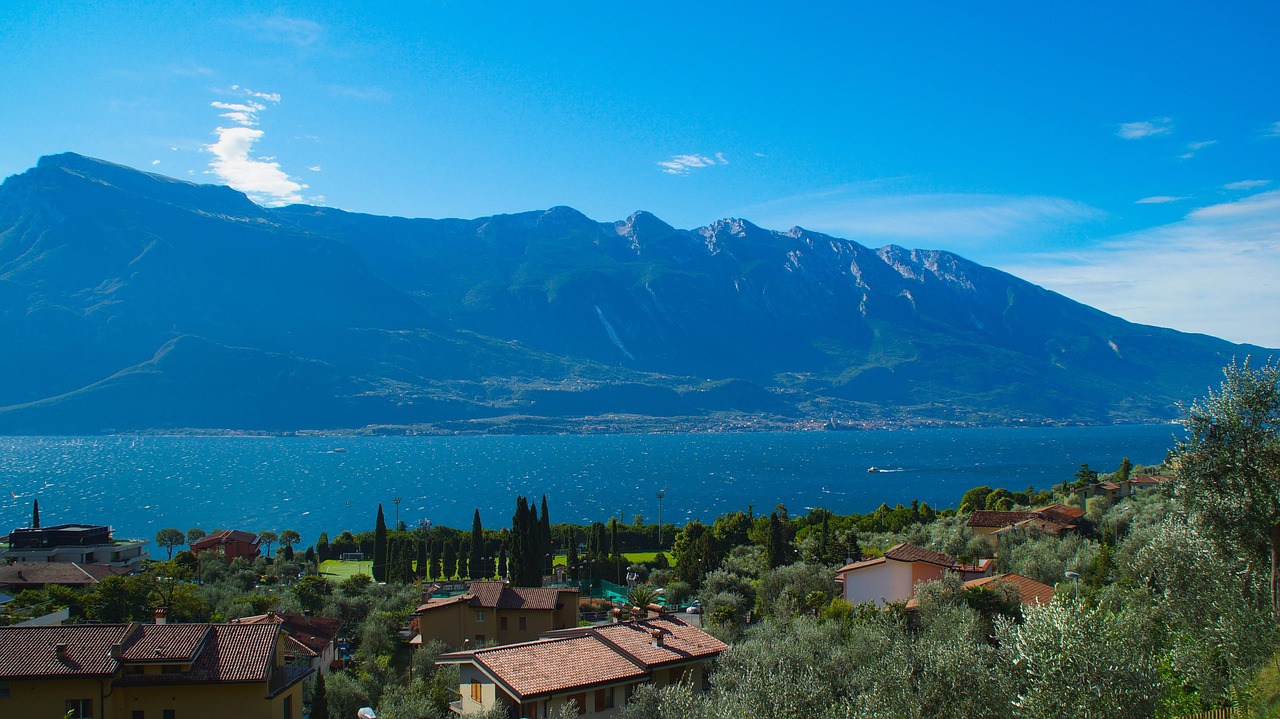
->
[626,583,662,617]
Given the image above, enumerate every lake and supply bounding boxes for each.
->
[0,425,1182,547]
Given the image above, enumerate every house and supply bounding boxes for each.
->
[190,530,262,564]
[437,615,725,718]
[969,504,1085,546]
[233,612,344,680]
[1074,474,1169,505]
[836,544,992,605]
[905,572,1056,611]
[412,581,578,649]
[1,523,149,570]
[0,619,310,719]
[0,561,128,592]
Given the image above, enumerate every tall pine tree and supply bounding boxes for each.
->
[539,495,552,573]
[443,539,458,580]
[373,504,388,582]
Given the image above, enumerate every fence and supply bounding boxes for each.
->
[1179,708,1237,719]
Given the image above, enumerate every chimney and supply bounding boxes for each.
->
[611,608,621,624]
[55,643,70,661]
[154,608,167,625]
[649,629,664,648]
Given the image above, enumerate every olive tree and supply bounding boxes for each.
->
[1169,358,1280,618]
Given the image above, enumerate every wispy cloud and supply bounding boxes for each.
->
[1225,180,1271,191]
[239,14,323,47]
[203,86,308,206]
[1117,117,1173,140]
[748,189,1101,252]
[1180,139,1218,160]
[1136,196,1187,204]
[1003,189,1280,347]
[308,165,322,172]
[327,84,393,102]
[1265,121,1280,138]
[658,153,728,175]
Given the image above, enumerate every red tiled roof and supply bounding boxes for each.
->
[968,510,1035,528]
[0,624,128,678]
[415,582,574,614]
[964,573,1056,606]
[1129,474,1169,486]
[190,530,260,551]
[438,616,724,699]
[883,544,957,568]
[1034,504,1084,522]
[835,556,886,573]
[118,624,211,662]
[234,613,342,654]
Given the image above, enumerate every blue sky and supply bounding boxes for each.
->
[3,1,1279,346]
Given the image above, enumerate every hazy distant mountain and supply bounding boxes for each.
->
[0,153,1265,433]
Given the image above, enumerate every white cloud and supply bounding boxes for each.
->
[1135,196,1187,204]
[1225,180,1271,191]
[1002,189,1280,348]
[151,160,161,166]
[748,189,1102,250]
[203,86,308,206]
[240,14,322,47]
[1180,139,1218,160]
[657,153,729,175]
[1265,121,1280,138]
[1117,117,1173,139]
[308,166,322,172]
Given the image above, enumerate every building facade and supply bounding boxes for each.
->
[413,581,578,649]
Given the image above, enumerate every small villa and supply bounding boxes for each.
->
[190,529,262,564]
[412,581,578,649]
[0,523,149,570]
[437,615,725,717]
[836,543,994,605]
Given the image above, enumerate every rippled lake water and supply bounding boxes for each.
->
[0,425,1181,546]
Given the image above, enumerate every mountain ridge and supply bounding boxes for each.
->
[0,152,1266,433]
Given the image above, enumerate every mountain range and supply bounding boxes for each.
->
[0,153,1265,434]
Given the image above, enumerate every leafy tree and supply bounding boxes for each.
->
[279,529,301,553]
[1170,358,1280,617]
[324,671,371,719]
[959,486,993,514]
[373,504,388,582]
[672,520,717,590]
[984,488,1014,511]
[258,531,278,558]
[155,528,185,559]
[1074,463,1099,486]
[1118,456,1133,482]
[186,527,206,546]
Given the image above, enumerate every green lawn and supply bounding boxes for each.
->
[318,559,373,580]
[553,551,663,565]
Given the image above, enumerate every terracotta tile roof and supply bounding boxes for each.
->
[591,616,727,668]
[964,573,1056,606]
[994,516,1074,536]
[466,582,570,610]
[836,556,886,573]
[1034,504,1084,522]
[118,624,211,662]
[968,510,1035,528]
[414,593,471,613]
[883,544,957,568]
[1096,481,1121,491]
[1129,474,1169,486]
[233,613,342,655]
[0,562,122,587]
[438,616,724,700]
[117,624,281,685]
[0,624,128,678]
[190,530,260,551]
[283,634,318,659]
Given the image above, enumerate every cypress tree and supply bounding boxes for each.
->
[416,535,428,580]
[429,539,441,581]
[316,532,330,561]
[511,497,529,585]
[767,512,785,568]
[387,539,402,583]
[818,512,831,564]
[443,539,458,580]
[32,499,39,529]
[539,495,552,573]
[470,509,484,579]
[498,541,508,579]
[566,527,579,581]
[400,541,414,583]
[459,540,470,579]
[312,671,329,719]
[373,504,387,582]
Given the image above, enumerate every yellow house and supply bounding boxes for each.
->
[438,615,726,718]
[0,621,310,719]
[413,581,578,649]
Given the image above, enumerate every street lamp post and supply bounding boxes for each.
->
[1064,570,1081,602]
[656,489,666,547]
[393,497,402,528]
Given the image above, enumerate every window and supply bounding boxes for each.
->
[669,666,685,684]
[162,664,181,674]
[66,700,93,719]
[283,695,292,719]
[475,611,486,622]
[595,687,615,710]
[164,710,176,719]
[625,683,640,702]
[499,616,508,630]
[519,702,539,718]
[126,665,145,675]
[132,712,144,719]
[0,681,9,698]
[518,616,527,631]
[567,693,587,716]
[471,680,483,702]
